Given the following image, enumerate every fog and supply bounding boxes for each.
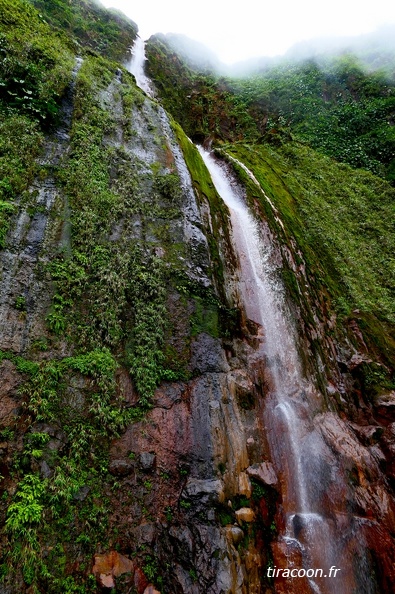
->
[101,0,395,64]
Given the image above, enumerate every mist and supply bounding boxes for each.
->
[100,0,395,65]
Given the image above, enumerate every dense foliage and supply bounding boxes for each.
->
[147,35,395,183]
[28,0,137,61]
[228,56,395,181]
[0,0,74,248]
[0,0,74,125]
[1,1,395,591]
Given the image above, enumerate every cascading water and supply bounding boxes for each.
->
[127,36,155,96]
[127,36,375,594]
[197,148,373,594]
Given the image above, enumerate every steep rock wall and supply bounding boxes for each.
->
[0,40,274,594]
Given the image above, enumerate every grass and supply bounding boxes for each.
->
[28,0,137,62]
[224,141,395,371]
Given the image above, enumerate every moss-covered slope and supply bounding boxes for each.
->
[28,0,138,61]
[222,142,395,381]
[146,34,395,183]
[0,1,235,591]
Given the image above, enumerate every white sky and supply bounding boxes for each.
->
[101,0,395,64]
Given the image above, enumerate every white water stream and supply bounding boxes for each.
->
[127,36,155,97]
[128,36,373,594]
[197,148,348,594]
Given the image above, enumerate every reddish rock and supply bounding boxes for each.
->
[92,551,134,588]
[375,392,395,424]
[99,574,115,589]
[143,586,161,594]
[225,525,244,545]
[134,566,149,594]
[271,539,309,594]
[108,459,134,476]
[258,497,270,524]
[350,423,383,444]
[0,360,20,424]
[116,368,138,406]
[247,461,278,486]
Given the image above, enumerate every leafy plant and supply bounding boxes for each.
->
[6,474,47,536]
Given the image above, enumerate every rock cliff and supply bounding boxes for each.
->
[1,1,395,594]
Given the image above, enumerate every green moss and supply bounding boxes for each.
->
[0,0,74,124]
[44,57,171,405]
[190,297,219,337]
[172,120,234,301]
[225,141,395,373]
[217,507,234,527]
[28,0,137,62]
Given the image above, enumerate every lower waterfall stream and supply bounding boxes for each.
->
[197,148,372,594]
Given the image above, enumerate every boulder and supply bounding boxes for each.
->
[92,551,134,588]
[109,459,134,476]
[225,525,244,545]
[184,478,224,503]
[246,462,277,486]
[235,507,255,524]
[140,452,156,470]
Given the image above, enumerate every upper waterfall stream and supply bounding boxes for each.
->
[127,36,155,97]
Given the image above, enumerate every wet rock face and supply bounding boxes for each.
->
[0,59,83,357]
[0,48,272,593]
[1,32,394,594]
[0,360,21,425]
[107,330,274,593]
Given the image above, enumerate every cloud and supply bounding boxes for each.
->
[101,0,395,63]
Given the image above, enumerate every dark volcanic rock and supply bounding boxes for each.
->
[190,333,230,374]
[109,459,134,476]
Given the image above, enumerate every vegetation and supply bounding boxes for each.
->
[28,0,137,61]
[0,1,174,591]
[147,35,395,184]
[1,0,395,591]
[146,34,258,142]
[227,56,395,181]
[0,0,74,243]
[223,141,395,377]
[147,33,395,388]
[1,347,125,592]
[45,54,175,405]
[0,0,74,123]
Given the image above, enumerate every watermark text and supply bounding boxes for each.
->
[267,566,341,578]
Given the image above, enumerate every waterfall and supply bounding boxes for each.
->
[126,36,374,594]
[197,148,372,594]
[127,36,155,97]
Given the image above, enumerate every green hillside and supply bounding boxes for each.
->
[147,32,395,389]
[147,34,395,182]
[1,1,395,592]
